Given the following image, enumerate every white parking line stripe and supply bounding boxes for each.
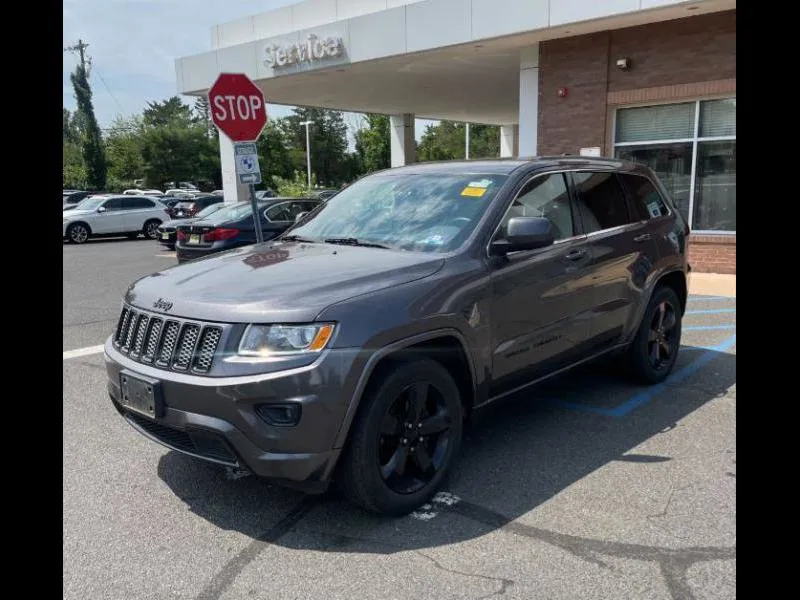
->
[155,254,175,258]
[63,345,105,360]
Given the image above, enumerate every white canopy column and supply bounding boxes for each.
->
[390,113,416,167]
[518,45,539,157]
[500,125,518,158]
[219,133,250,204]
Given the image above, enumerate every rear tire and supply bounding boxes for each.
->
[625,286,682,384]
[337,357,463,516]
[143,219,161,240]
[66,223,90,244]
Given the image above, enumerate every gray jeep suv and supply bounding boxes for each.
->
[104,157,689,516]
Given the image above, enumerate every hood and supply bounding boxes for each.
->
[125,241,445,323]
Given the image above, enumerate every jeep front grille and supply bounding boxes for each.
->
[113,305,224,374]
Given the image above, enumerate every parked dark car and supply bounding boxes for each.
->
[310,188,339,201]
[166,194,224,219]
[175,197,320,263]
[104,157,689,515]
[156,203,225,250]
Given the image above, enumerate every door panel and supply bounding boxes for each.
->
[95,198,125,234]
[487,172,596,397]
[571,171,657,348]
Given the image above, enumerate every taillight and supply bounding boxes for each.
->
[177,230,187,241]
[204,228,239,242]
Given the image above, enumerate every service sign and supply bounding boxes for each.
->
[234,142,262,185]
[264,33,344,69]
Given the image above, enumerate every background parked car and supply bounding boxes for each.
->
[310,188,339,201]
[166,194,224,219]
[254,189,277,200]
[63,190,94,209]
[175,198,320,262]
[156,202,225,250]
[63,195,169,244]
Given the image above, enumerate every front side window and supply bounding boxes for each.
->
[572,172,630,232]
[497,173,574,241]
[619,174,669,221]
[289,172,509,253]
[102,198,123,211]
[615,98,736,232]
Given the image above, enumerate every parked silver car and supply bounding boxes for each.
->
[63,195,169,244]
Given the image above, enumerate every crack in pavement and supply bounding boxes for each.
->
[414,550,515,599]
[449,500,735,600]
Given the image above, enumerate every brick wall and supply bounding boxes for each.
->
[538,11,736,274]
[688,235,736,275]
[538,10,736,155]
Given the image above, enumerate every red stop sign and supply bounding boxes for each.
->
[208,73,267,142]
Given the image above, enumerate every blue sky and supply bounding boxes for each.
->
[63,0,434,142]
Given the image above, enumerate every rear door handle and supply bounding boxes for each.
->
[564,249,588,261]
[633,233,653,243]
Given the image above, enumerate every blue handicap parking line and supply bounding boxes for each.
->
[685,308,736,315]
[688,295,736,302]
[550,334,736,418]
[683,324,736,331]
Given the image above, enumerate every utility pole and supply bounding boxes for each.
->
[465,122,471,160]
[64,39,91,73]
[301,120,313,190]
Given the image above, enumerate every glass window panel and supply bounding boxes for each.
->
[618,174,669,221]
[615,143,692,223]
[615,103,695,143]
[692,141,736,231]
[500,174,573,240]
[699,98,736,138]
[571,172,630,231]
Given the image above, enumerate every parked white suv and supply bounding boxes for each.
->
[63,195,168,244]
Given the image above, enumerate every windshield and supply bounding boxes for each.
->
[74,197,106,210]
[195,203,223,219]
[288,172,508,252]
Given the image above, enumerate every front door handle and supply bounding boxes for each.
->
[564,248,588,261]
[633,233,653,243]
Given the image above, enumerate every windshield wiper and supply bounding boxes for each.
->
[280,234,317,243]
[323,237,390,249]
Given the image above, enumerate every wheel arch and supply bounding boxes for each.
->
[67,221,92,235]
[332,329,476,449]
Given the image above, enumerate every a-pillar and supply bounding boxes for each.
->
[518,44,539,157]
[500,125,518,158]
[390,113,416,167]
[219,133,250,204]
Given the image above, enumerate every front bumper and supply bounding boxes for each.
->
[104,338,357,490]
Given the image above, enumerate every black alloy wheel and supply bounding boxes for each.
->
[647,299,678,372]
[626,285,682,384]
[378,380,454,495]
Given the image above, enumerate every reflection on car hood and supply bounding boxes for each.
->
[63,209,96,217]
[126,241,445,323]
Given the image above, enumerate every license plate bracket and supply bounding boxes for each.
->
[161,232,170,240]
[119,370,163,419]
[189,234,201,245]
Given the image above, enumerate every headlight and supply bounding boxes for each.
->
[238,323,335,357]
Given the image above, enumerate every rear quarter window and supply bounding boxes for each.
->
[619,174,670,221]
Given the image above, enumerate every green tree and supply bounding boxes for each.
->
[193,96,216,139]
[143,96,194,128]
[141,125,219,190]
[256,120,293,186]
[69,61,107,189]
[281,107,350,187]
[354,114,390,174]
[418,121,500,162]
[105,116,145,190]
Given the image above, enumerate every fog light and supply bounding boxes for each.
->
[255,403,302,427]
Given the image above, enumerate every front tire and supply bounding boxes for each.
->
[66,223,90,244]
[143,219,161,240]
[338,357,463,516]
[625,286,682,384]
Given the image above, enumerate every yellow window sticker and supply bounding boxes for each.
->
[461,186,487,197]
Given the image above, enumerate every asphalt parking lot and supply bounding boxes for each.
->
[63,238,736,600]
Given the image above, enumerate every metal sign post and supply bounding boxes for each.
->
[234,142,265,244]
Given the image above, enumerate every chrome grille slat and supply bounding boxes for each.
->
[131,315,150,357]
[193,328,222,373]
[114,305,224,374]
[157,321,181,366]
[123,311,139,351]
[142,318,162,363]
[173,324,201,370]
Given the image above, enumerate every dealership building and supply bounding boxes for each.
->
[175,0,736,273]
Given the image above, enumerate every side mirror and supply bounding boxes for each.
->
[97,206,107,213]
[490,216,554,255]
[294,211,308,223]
